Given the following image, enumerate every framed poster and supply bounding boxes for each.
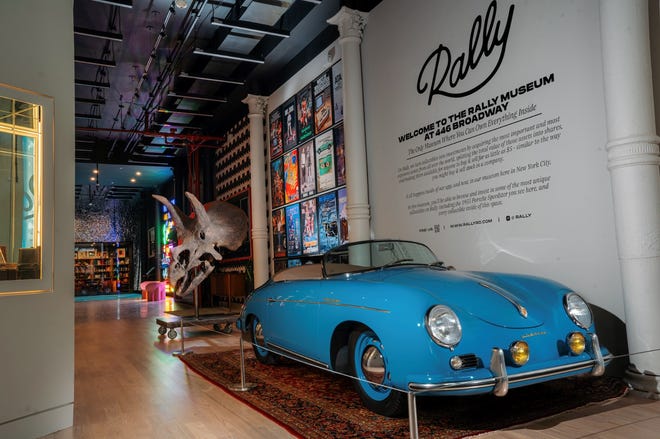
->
[272,208,287,258]
[296,84,314,143]
[334,123,346,186]
[313,70,333,133]
[332,61,343,123]
[315,130,336,192]
[284,149,300,204]
[271,157,285,208]
[299,141,316,198]
[282,97,297,151]
[318,191,339,253]
[338,187,349,244]
[301,198,319,255]
[285,203,302,256]
[288,259,302,268]
[269,106,283,157]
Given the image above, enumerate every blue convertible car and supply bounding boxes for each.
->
[237,239,611,417]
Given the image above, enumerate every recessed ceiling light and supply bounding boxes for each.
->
[136,171,142,176]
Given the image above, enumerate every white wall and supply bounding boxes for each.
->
[0,1,75,438]
[361,0,625,322]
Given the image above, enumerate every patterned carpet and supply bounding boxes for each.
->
[179,349,628,439]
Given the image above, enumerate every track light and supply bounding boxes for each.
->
[75,56,117,68]
[168,91,227,103]
[210,17,290,38]
[74,27,124,42]
[179,72,245,86]
[193,48,264,64]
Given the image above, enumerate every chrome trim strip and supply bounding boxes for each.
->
[267,342,330,370]
[266,298,390,313]
[478,281,528,318]
[408,353,614,393]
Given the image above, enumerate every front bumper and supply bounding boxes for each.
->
[409,333,611,396]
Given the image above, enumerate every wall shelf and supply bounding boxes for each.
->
[74,242,133,295]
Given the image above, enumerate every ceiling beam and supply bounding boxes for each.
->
[75,113,103,120]
[179,72,245,86]
[75,56,117,68]
[91,0,132,9]
[211,17,290,38]
[193,48,264,64]
[74,26,124,42]
[75,79,111,89]
[168,91,228,103]
[76,97,107,105]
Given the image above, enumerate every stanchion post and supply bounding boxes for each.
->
[229,333,256,391]
[408,392,419,439]
[173,318,190,357]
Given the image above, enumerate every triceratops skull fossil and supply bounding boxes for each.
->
[152,192,248,297]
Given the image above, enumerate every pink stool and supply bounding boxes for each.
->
[140,281,166,301]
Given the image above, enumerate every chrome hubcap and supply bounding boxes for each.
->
[361,345,385,384]
[254,321,265,347]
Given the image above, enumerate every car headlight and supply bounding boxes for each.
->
[426,305,462,348]
[563,292,593,329]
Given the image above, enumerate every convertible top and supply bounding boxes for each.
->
[273,264,323,282]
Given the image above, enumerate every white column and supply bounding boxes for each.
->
[600,0,660,395]
[328,7,371,242]
[242,94,270,288]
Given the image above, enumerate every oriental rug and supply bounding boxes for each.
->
[179,349,628,439]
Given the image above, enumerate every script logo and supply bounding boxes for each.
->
[416,1,515,105]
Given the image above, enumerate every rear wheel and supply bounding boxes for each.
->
[348,328,406,417]
[250,317,280,365]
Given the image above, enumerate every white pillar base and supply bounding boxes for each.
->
[625,367,660,399]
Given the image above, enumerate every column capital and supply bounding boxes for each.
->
[242,94,268,116]
[327,6,369,42]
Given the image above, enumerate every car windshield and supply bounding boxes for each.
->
[322,240,440,276]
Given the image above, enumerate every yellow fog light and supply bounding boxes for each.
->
[510,341,529,366]
[567,332,586,355]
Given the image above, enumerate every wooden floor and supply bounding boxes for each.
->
[43,297,660,439]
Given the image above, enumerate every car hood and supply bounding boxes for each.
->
[375,267,557,329]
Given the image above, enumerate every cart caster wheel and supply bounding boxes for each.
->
[222,323,233,334]
[158,326,167,336]
[167,328,178,340]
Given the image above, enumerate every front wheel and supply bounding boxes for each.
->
[250,317,280,365]
[348,329,406,417]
